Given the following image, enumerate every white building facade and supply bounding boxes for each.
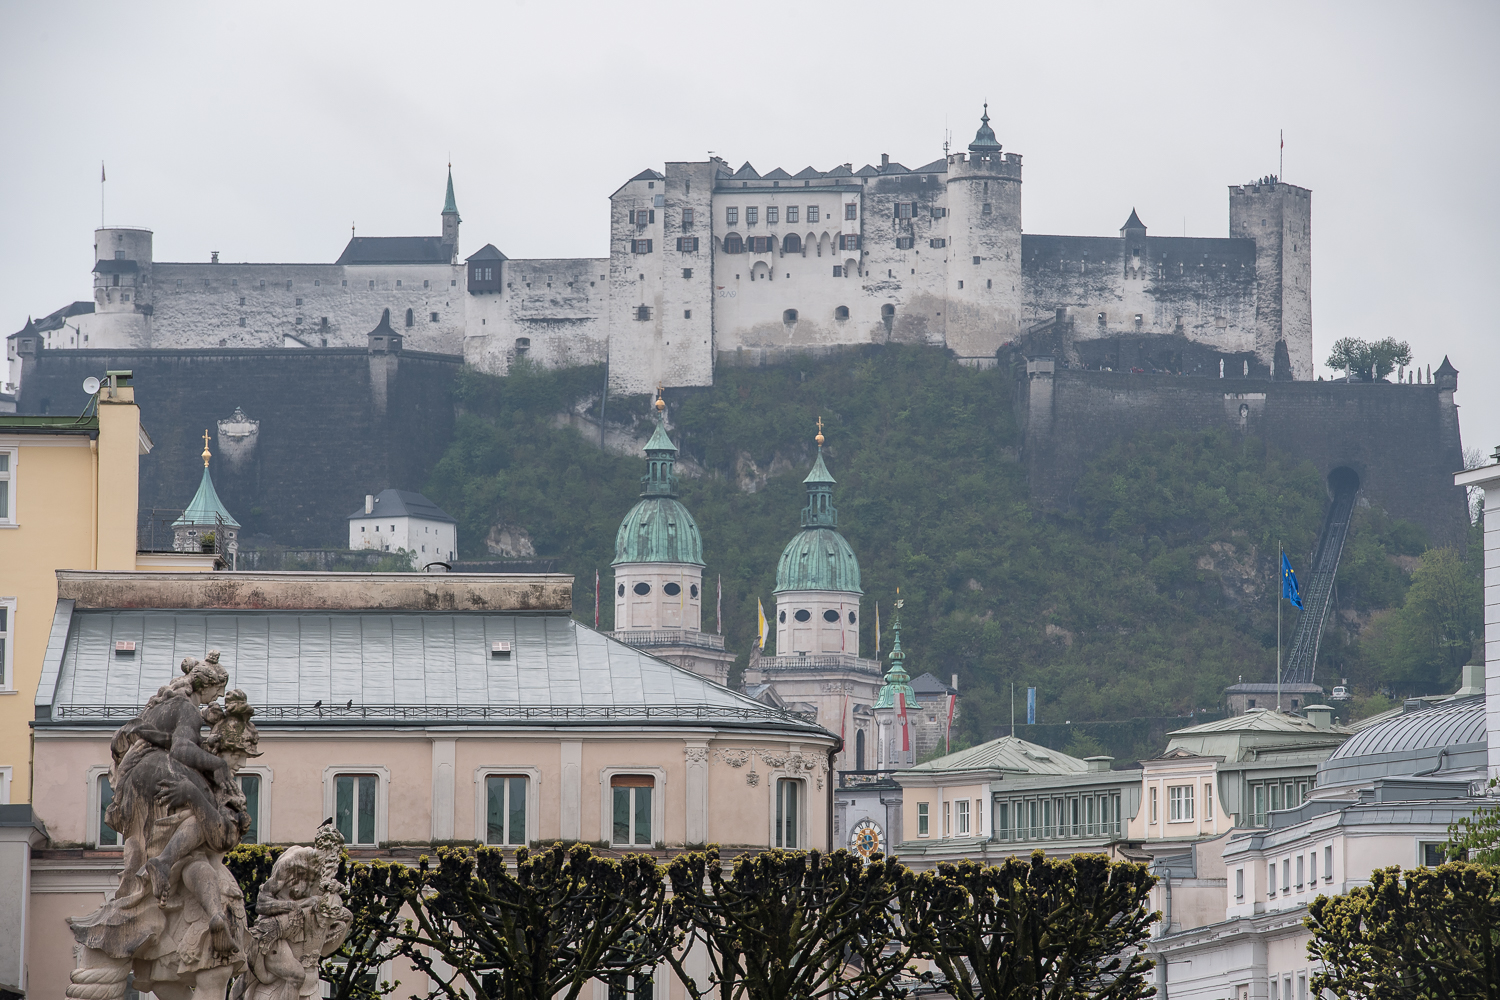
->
[348,489,457,567]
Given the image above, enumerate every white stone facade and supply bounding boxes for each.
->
[349,512,456,567]
[774,587,860,658]
[612,561,703,632]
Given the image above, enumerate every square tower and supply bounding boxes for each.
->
[1229,179,1312,379]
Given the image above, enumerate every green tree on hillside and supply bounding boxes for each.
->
[1361,546,1482,694]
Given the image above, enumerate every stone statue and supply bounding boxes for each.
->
[231,821,353,1000]
[67,651,257,1000]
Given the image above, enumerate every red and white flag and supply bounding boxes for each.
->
[716,574,722,634]
[594,569,600,628]
[945,692,956,754]
[898,693,910,753]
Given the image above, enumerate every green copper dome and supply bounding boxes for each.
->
[874,605,919,709]
[612,416,705,567]
[773,444,862,594]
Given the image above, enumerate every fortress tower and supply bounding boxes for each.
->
[944,106,1024,358]
[91,227,154,349]
[609,393,734,684]
[1229,177,1312,379]
[441,165,461,263]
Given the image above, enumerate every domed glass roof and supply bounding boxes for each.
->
[773,442,862,594]
[612,414,705,567]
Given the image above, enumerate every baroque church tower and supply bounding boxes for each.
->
[609,392,735,684]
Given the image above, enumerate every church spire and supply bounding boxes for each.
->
[800,417,838,528]
[968,102,1002,155]
[874,595,919,709]
[442,163,460,217]
[639,386,679,498]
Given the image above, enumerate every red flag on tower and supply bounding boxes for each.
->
[594,569,600,628]
[898,693,910,753]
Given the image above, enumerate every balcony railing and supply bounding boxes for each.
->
[758,653,882,676]
[51,702,807,725]
[609,629,726,651]
[838,769,902,787]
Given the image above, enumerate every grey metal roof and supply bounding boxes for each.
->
[1318,698,1486,788]
[901,735,1089,776]
[909,672,957,698]
[348,489,455,523]
[336,236,451,265]
[40,609,823,734]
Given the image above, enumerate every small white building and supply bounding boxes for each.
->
[348,489,457,567]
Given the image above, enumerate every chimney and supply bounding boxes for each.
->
[211,251,220,264]
[1085,756,1114,772]
[365,494,374,514]
[881,153,890,170]
[1305,705,1333,730]
[951,673,958,690]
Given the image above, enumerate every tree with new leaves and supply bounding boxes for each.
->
[905,852,1157,1000]
[665,847,918,1000]
[1305,863,1500,998]
[1448,779,1500,866]
[1326,337,1413,382]
[386,843,677,1000]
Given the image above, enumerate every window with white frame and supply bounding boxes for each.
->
[0,449,13,524]
[0,766,11,804]
[0,598,12,689]
[917,801,929,836]
[1324,844,1333,881]
[956,798,970,836]
[945,801,952,837]
[775,778,801,848]
[1149,786,1158,824]
[98,773,122,848]
[1204,781,1213,819]
[335,774,378,846]
[1169,784,1194,821]
[239,773,262,843]
[608,972,653,1000]
[612,774,654,847]
[486,774,528,846]
[1235,867,1244,899]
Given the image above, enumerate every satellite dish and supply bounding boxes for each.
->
[82,376,101,395]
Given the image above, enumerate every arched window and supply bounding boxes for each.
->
[722,234,744,254]
[782,233,802,254]
[515,337,530,356]
[834,305,850,321]
[783,309,798,324]
[405,308,414,327]
[881,304,895,318]
[855,729,866,771]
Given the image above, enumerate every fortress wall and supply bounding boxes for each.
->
[465,258,608,375]
[1019,370,1470,546]
[145,261,465,353]
[17,347,461,548]
[1021,235,1260,361]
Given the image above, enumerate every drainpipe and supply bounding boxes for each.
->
[1157,867,1172,1000]
[827,743,838,852]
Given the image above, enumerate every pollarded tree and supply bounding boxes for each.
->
[665,847,918,1000]
[392,843,678,1000]
[1327,337,1413,382]
[908,852,1157,1000]
[1305,862,1500,998]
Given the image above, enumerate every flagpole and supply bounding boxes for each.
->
[1277,540,1282,713]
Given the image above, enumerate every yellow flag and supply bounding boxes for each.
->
[757,598,768,650]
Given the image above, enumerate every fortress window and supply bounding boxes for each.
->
[1098,312,1106,325]
[451,279,457,286]
[881,304,895,319]
[342,279,348,287]
[633,582,651,596]
[832,266,843,277]
[684,310,691,319]
[430,312,439,322]
[286,280,292,290]
[675,237,700,252]
[113,250,125,259]
[895,202,914,220]
[405,309,414,327]
[807,206,820,223]
[986,279,992,289]
[424,279,430,288]
[369,280,375,289]
[111,274,120,287]
[396,280,403,288]
[749,236,772,253]
[973,256,981,265]
[238,317,246,327]
[834,305,849,320]
[783,309,798,324]
[848,611,856,623]
[635,306,652,321]
[514,338,530,356]
[681,268,693,279]
[682,208,694,227]
[239,297,246,306]
[746,207,759,225]
[844,203,858,220]
[786,206,799,224]
[295,317,303,325]
[896,237,914,250]
[726,207,739,225]
[296,298,303,306]
[767,207,779,224]
[794,609,811,622]
[929,238,947,248]
[782,234,802,254]
[982,203,992,215]
[839,234,861,251]
[778,610,786,623]
[931,207,948,218]
[631,239,654,254]
[957,280,963,289]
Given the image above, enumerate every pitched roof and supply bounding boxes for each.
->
[854,164,880,177]
[13,301,94,337]
[912,158,949,174]
[825,165,853,177]
[733,162,760,179]
[762,167,791,180]
[1168,710,1350,737]
[880,161,910,174]
[793,166,823,179]
[336,236,452,265]
[902,734,1090,776]
[466,243,507,262]
[1121,208,1147,231]
[910,672,957,698]
[349,488,456,523]
[629,168,665,182]
[92,259,139,274]
[39,609,826,735]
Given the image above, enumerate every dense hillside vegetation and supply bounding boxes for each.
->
[425,347,1481,743]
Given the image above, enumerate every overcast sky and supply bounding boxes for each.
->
[3,1,1496,446]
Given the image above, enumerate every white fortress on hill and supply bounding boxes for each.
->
[8,109,1313,394]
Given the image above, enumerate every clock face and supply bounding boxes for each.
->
[850,820,884,860]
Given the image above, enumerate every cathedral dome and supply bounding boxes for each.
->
[774,526,862,594]
[611,403,704,567]
[613,496,704,566]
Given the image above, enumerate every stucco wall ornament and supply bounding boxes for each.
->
[66,652,256,1000]
[684,746,709,763]
[230,820,353,1000]
[713,749,751,768]
[712,747,828,789]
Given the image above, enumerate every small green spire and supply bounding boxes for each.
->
[800,417,838,527]
[968,102,1002,154]
[442,164,459,216]
[874,597,919,709]
[640,391,678,497]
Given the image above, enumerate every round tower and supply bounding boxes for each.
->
[92,228,154,347]
[944,105,1023,359]
[773,420,862,657]
[611,394,705,633]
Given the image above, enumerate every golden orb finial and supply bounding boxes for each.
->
[815,415,825,446]
[655,384,666,412]
[201,429,212,468]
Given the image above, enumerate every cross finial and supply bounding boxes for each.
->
[655,383,665,412]
[201,430,212,468]
[815,416,825,446]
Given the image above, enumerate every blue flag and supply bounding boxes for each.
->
[1026,687,1036,725]
[1281,553,1303,610]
